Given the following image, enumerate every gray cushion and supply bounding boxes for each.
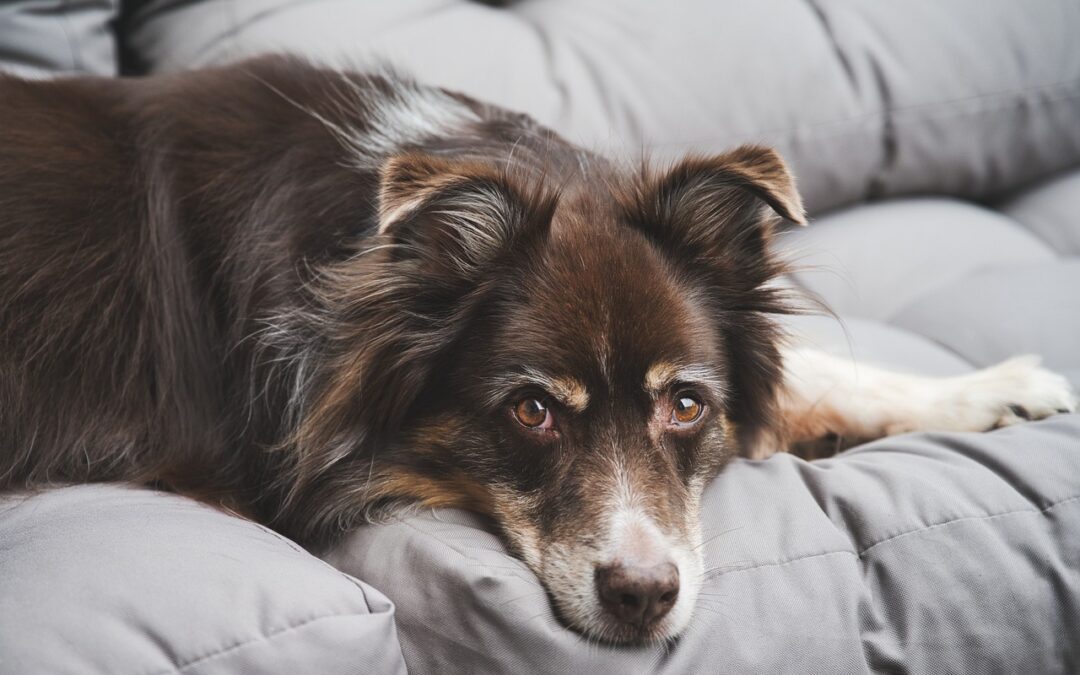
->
[326,415,1080,673]
[0,0,118,77]
[0,485,406,674]
[1000,169,1080,255]
[122,0,1080,215]
[777,198,1056,321]
[776,314,974,377]
[891,261,1080,375]
[776,170,1080,389]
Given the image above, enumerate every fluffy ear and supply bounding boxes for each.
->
[286,154,554,476]
[377,153,555,283]
[627,145,805,451]
[629,144,805,288]
[646,144,805,227]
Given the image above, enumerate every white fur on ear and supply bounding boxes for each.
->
[638,144,808,249]
[377,196,427,234]
[374,152,556,280]
[375,153,556,267]
[376,153,453,234]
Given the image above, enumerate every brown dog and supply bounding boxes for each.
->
[1,56,1073,644]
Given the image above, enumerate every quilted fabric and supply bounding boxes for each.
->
[0,485,407,674]
[327,415,1080,673]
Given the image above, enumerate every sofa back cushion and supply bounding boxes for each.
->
[121,0,1080,214]
[0,0,119,77]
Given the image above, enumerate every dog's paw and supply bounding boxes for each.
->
[953,355,1077,431]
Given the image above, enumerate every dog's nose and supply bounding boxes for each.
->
[595,562,680,626]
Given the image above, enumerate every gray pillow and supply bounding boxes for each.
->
[0,0,119,77]
[121,0,1080,215]
[0,484,406,674]
[326,415,1080,673]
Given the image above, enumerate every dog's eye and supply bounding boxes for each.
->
[671,395,704,425]
[514,397,553,429]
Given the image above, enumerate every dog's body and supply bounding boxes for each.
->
[1,57,1074,643]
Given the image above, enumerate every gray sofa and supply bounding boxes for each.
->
[2,1,1079,673]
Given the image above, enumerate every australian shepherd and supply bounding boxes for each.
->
[1,56,1074,644]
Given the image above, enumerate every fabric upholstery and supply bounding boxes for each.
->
[1001,169,1080,256]
[0,0,119,77]
[778,174,1080,387]
[124,0,1080,214]
[2,1,1079,672]
[327,415,1080,673]
[0,485,407,674]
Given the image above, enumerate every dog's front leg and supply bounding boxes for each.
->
[758,348,1077,459]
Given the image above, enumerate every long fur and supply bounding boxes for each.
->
[4,55,1075,645]
[0,57,797,551]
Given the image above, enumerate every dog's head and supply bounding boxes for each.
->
[284,144,804,644]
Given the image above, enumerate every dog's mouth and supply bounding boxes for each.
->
[507,506,704,645]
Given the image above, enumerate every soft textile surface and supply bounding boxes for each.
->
[3,2,1078,671]
[123,0,1080,214]
[326,415,1080,673]
[0,0,118,77]
[0,485,406,674]
[777,169,1080,389]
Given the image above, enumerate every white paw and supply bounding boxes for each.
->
[942,355,1077,432]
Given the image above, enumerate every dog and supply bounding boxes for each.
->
[1,56,1075,645]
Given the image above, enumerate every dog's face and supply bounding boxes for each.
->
[429,220,735,643]
[288,144,804,644]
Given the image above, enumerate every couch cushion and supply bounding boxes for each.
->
[326,415,1080,673]
[777,198,1056,320]
[777,314,974,377]
[1000,169,1080,255]
[823,1,1080,203]
[0,484,406,674]
[891,261,1080,377]
[122,0,1080,215]
[0,0,118,77]
[775,169,1080,389]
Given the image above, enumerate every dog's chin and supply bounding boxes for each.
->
[568,598,696,646]
[536,547,703,646]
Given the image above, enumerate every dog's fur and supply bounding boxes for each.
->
[1,56,1075,644]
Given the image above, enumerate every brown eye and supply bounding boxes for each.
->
[514,397,552,429]
[672,395,703,425]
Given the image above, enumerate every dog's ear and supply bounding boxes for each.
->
[376,152,554,283]
[645,143,805,226]
[629,144,804,288]
[287,154,554,475]
[627,145,805,451]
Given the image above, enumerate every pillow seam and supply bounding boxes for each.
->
[138,612,374,675]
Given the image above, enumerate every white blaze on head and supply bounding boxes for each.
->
[606,466,669,566]
[598,463,701,636]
